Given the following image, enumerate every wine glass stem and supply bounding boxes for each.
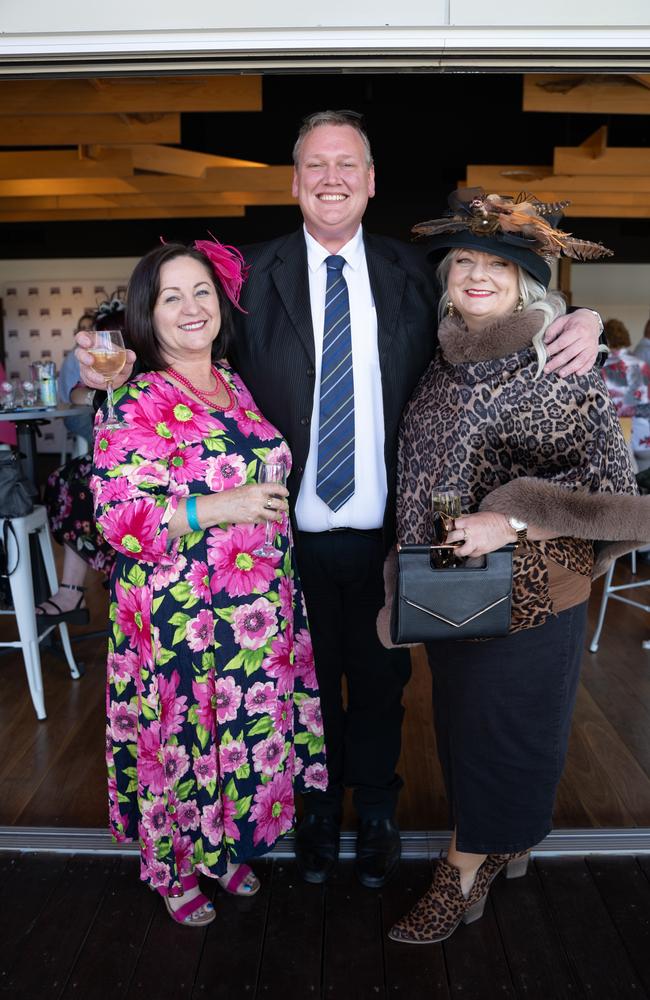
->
[265,519,273,547]
[106,380,116,424]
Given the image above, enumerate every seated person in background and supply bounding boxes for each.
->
[633,314,650,367]
[0,361,17,448]
[58,309,101,448]
[602,318,650,471]
[36,301,126,626]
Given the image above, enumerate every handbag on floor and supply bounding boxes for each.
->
[0,452,33,518]
[390,543,514,644]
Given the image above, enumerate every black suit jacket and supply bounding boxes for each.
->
[230,229,438,544]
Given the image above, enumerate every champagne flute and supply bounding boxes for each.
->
[88,329,127,431]
[432,484,462,519]
[253,460,287,557]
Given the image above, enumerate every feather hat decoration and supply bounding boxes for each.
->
[414,188,613,287]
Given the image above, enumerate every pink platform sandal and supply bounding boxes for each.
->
[216,862,260,896]
[160,872,215,927]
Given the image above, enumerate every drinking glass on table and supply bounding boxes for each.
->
[431,484,462,567]
[88,329,127,430]
[253,460,287,557]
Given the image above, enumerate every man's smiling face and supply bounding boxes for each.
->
[291,123,375,252]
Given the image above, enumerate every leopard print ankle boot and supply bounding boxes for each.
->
[388,857,495,945]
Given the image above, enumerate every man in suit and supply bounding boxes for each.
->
[77,109,603,888]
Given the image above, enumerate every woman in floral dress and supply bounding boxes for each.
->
[90,240,327,927]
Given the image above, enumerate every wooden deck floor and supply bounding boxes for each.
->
[2,852,650,999]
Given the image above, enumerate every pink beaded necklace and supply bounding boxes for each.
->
[166,365,234,412]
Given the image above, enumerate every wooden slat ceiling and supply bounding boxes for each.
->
[0,75,296,223]
[463,75,650,219]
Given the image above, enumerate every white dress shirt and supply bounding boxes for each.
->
[295,225,387,532]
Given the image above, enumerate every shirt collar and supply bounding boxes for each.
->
[304,224,364,273]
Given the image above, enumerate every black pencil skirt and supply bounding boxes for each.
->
[425,601,588,854]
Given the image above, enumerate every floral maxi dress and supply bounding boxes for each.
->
[91,366,327,892]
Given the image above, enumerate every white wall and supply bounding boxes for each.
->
[572,263,650,348]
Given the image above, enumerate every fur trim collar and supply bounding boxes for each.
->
[438,310,545,364]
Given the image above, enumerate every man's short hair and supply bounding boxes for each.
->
[292,110,373,167]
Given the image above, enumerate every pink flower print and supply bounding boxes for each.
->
[172,829,194,876]
[214,675,243,724]
[229,384,278,441]
[207,524,280,598]
[219,739,249,774]
[109,700,137,743]
[124,460,170,488]
[278,576,295,621]
[139,823,156,867]
[262,626,294,695]
[151,554,186,591]
[99,497,169,562]
[121,378,223,457]
[141,796,173,841]
[138,722,166,794]
[156,670,188,738]
[169,444,207,485]
[146,860,171,889]
[200,801,223,846]
[263,442,292,473]
[271,696,293,736]
[115,581,152,660]
[194,750,218,789]
[108,649,140,684]
[205,453,247,492]
[93,426,128,469]
[294,629,318,690]
[244,681,278,716]
[298,697,324,737]
[97,476,136,503]
[177,799,201,832]
[187,561,212,602]
[252,733,286,776]
[163,744,190,785]
[186,609,215,652]
[191,676,217,737]
[221,795,240,840]
[304,763,328,791]
[249,771,294,847]
[232,598,278,651]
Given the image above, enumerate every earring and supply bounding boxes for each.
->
[514,296,524,313]
[445,301,456,317]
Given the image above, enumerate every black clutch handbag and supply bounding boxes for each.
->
[390,544,514,644]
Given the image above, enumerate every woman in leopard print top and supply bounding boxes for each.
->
[385,191,649,945]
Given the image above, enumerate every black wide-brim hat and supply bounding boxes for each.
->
[424,230,552,288]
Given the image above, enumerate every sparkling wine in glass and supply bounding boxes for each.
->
[432,485,462,519]
[253,460,287,557]
[88,329,127,431]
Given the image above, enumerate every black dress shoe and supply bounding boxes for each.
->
[295,814,341,884]
[354,817,401,889]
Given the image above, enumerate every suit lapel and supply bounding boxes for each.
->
[270,231,316,364]
[365,233,407,369]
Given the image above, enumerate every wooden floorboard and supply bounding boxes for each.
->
[3,853,650,1000]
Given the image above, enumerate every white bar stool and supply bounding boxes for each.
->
[589,548,650,653]
[0,505,82,720]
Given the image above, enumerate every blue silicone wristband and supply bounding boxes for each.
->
[186,495,200,532]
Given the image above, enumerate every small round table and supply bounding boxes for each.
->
[0,405,92,492]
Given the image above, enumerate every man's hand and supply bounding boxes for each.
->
[75,330,135,390]
[544,308,601,378]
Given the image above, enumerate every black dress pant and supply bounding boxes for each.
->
[295,529,411,820]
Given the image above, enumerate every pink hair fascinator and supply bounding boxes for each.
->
[193,232,249,312]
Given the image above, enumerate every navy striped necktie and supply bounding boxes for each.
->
[316,255,355,512]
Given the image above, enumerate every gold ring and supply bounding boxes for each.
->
[266,499,273,510]
[463,528,468,540]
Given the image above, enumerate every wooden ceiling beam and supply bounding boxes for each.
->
[125,144,267,178]
[0,166,293,198]
[0,206,247,223]
[0,113,180,146]
[0,76,262,115]
[524,74,650,114]
[580,125,608,159]
[466,166,650,194]
[554,145,650,176]
[0,148,134,180]
[0,191,295,211]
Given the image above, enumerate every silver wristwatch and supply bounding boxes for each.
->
[508,516,528,546]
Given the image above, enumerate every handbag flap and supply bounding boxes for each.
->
[397,545,514,629]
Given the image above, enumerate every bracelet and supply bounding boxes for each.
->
[186,495,201,532]
[586,308,605,337]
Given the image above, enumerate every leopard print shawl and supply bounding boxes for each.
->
[396,309,638,632]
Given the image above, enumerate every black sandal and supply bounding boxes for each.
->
[36,583,90,626]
